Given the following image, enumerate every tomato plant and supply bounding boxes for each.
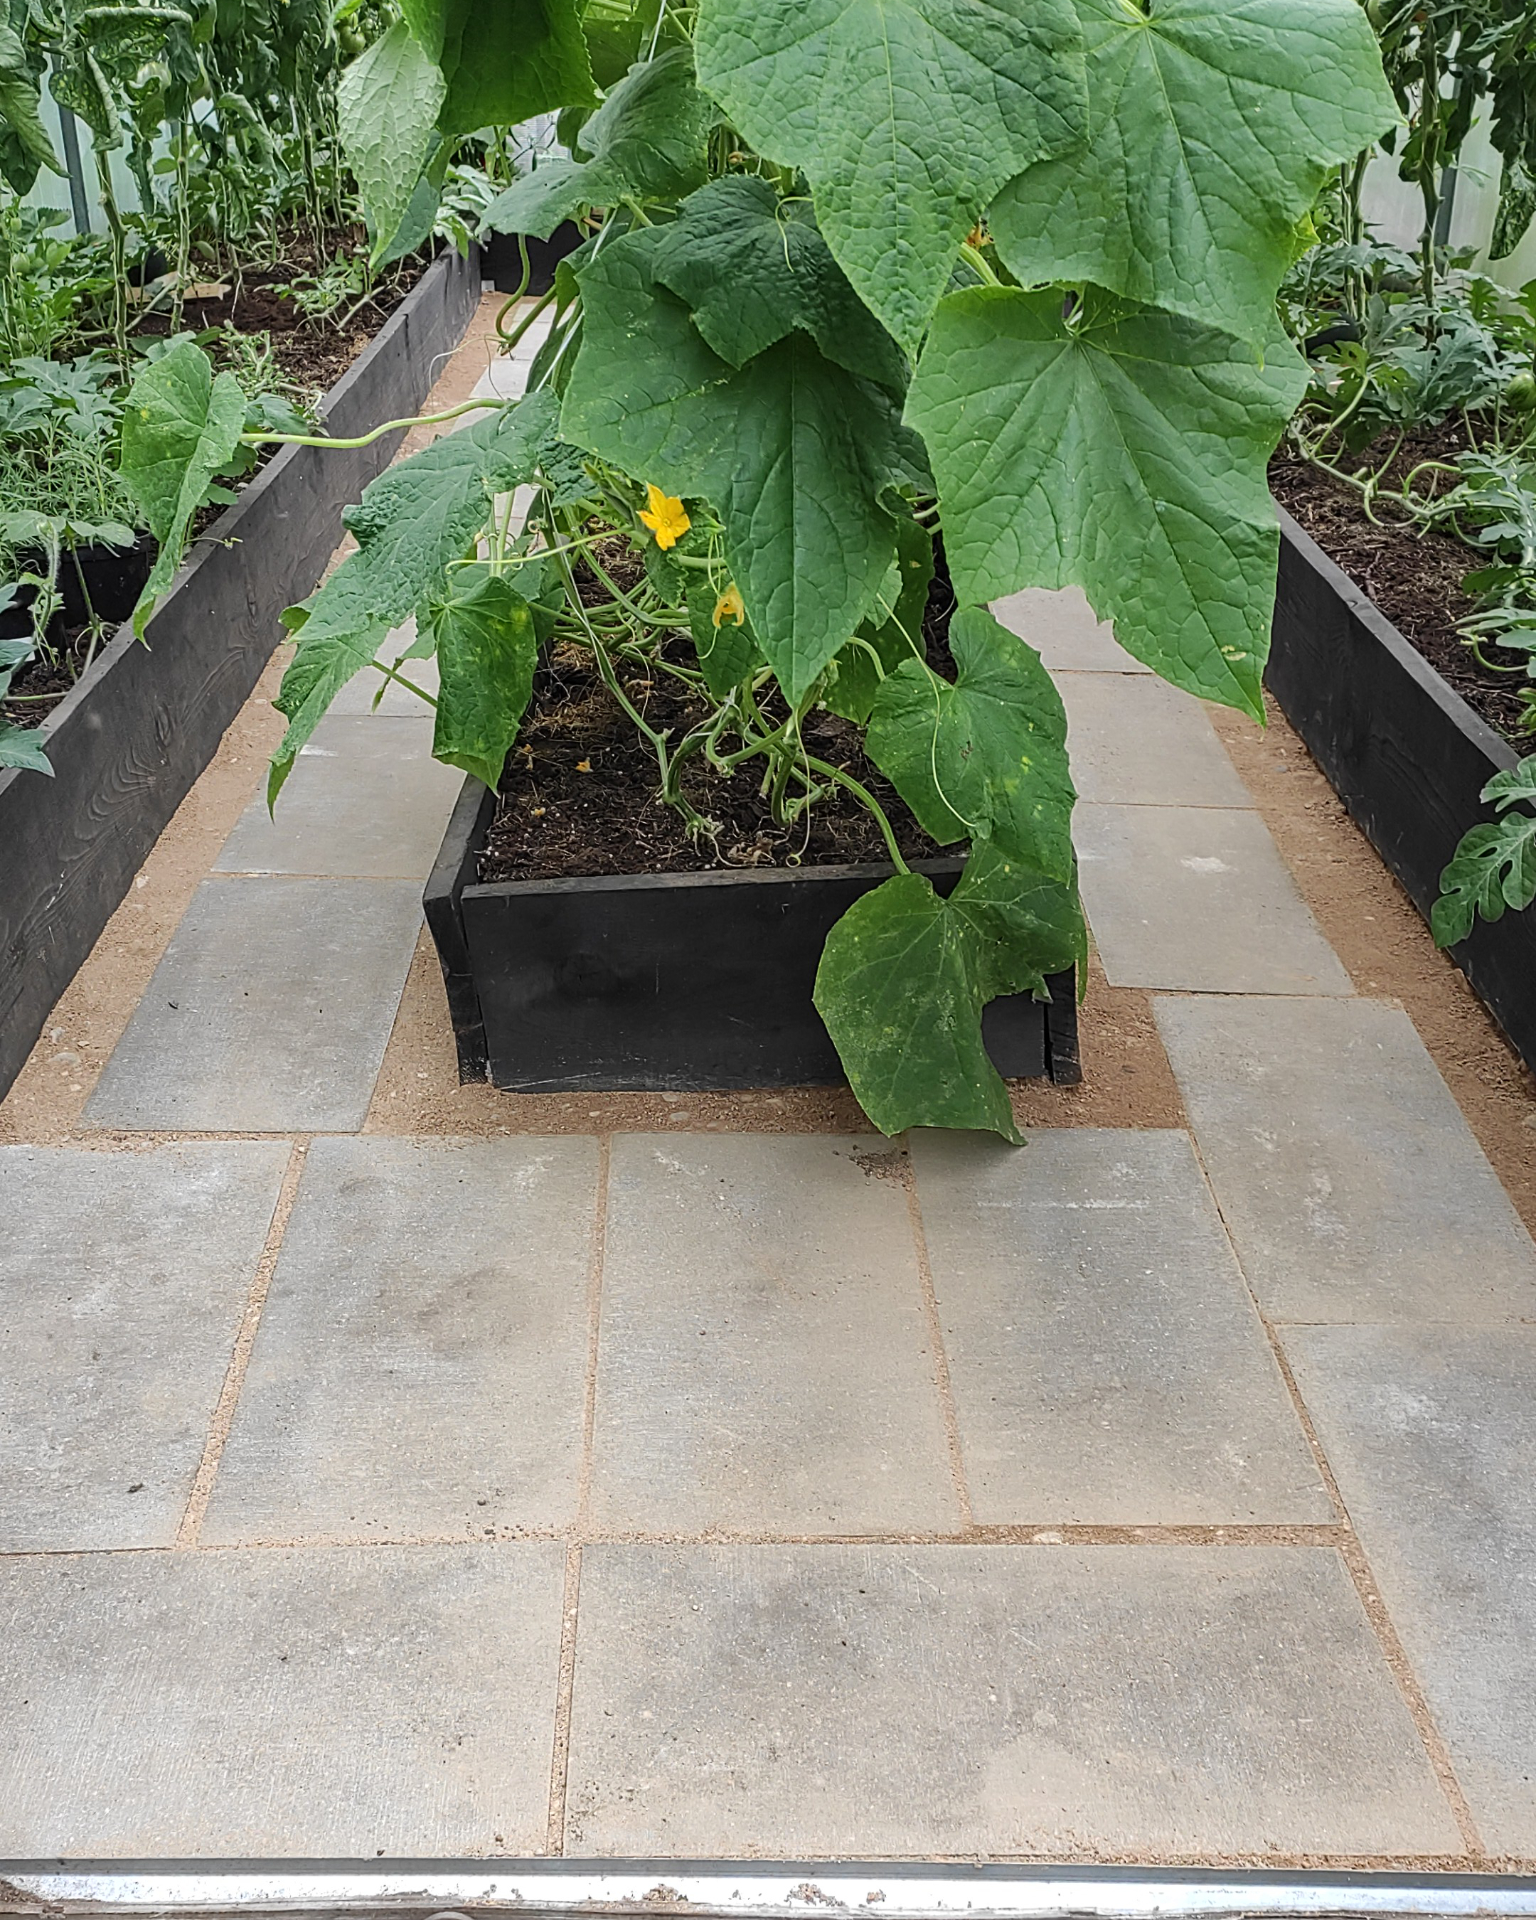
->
[124,0,1397,1139]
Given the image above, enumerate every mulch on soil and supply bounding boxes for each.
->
[1269,429,1531,745]
[478,556,953,883]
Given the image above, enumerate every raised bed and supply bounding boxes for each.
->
[424,776,1081,1094]
[1267,506,1536,1075]
[0,243,484,1101]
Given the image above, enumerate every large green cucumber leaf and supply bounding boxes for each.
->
[693,0,1086,355]
[338,21,444,260]
[480,47,712,241]
[562,230,911,701]
[400,0,596,137]
[120,343,247,638]
[649,175,906,393]
[814,870,1023,1141]
[866,605,1075,880]
[991,0,1397,348]
[906,286,1307,717]
[813,844,1084,1140]
[269,395,560,801]
[430,566,539,791]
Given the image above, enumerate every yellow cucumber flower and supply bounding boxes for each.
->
[712,582,746,629]
[639,484,690,549]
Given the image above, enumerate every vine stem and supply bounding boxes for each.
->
[243,397,506,451]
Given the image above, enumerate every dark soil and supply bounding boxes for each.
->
[1269,425,1532,744]
[478,559,954,883]
[132,227,426,398]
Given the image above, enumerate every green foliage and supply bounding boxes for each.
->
[119,341,246,635]
[134,0,1404,1139]
[1434,757,1536,945]
[866,607,1075,882]
[480,46,711,242]
[0,632,52,775]
[693,0,1087,354]
[430,565,539,790]
[339,21,445,262]
[562,225,915,701]
[908,287,1307,717]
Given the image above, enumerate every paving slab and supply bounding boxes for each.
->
[563,1542,1461,1857]
[589,1135,958,1533]
[0,1542,565,1855]
[1056,673,1252,809]
[202,1137,599,1543]
[1156,995,1536,1323]
[1284,1326,1536,1855]
[909,1130,1331,1525]
[85,877,424,1133]
[214,715,461,878]
[1075,803,1355,995]
[326,622,440,716]
[991,587,1150,672]
[0,1142,288,1552]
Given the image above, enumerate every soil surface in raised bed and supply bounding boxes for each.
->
[134,228,427,399]
[1269,427,1530,744]
[478,558,956,882]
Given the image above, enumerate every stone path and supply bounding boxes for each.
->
[3,312,1536,1867]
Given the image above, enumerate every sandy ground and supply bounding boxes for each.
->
[3,298,1532,1216]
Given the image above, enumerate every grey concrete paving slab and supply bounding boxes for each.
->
[564,1543,1461,1857]
[991,587,1150,672]
[85,877,424,1133]
[0,1542,565,1854]
[0,1142,288,1552]
[909,1130,1331,1525]
[1076,803,1355,995]
[326,623,440,716]
[1057,672,1252,809]
[1285,1326,1536,1855]
[202,1136,599,1543]
[1156,995,1536,1323]
[214,715,461,878]
[589,1135,958,1533]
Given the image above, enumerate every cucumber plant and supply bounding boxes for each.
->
[124,0,1397,1140]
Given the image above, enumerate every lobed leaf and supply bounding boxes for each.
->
[120,343,246,638]
[562,230,913,700]
[866,605,1076,881]
[1433,757,1536,947]
[481,47,713,241]
[649,175,906,392]
[269,395,561,800]
[991,0,1398,348]
[338,21,445,261]
[402,0,596,139]
[430,566,539,791]
[906,286,1306,717]
[694,0,1086,354]
[813,870,1024,1141]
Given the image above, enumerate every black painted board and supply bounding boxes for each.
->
[422,776,497,1082]
[1268,509,1536,1074]
[451,856,1072,1095]
[481,224,583,295]
[0,246,483,1101]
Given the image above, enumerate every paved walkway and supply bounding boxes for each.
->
[3,313,1536,1866]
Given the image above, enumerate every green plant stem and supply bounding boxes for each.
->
[499,283,557,351]
[242,397,505,450]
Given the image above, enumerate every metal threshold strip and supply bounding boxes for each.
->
[5,1862,1536,1919]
